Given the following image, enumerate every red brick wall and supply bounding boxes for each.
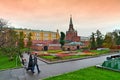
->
[66,31,80,42]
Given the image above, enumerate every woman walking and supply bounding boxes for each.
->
[26,54,34,73]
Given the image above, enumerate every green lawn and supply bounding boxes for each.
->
[47,50,63,53]
[90,49,110,55]
[0,55,21,70]
[43,67,120,80]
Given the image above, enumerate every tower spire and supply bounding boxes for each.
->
[69,15,74,31]
[70,14,73,25]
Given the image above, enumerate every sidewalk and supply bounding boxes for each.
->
[0,53,119,80]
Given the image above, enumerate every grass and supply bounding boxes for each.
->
[62,55,87,59]
[76,50,82,52]
[43,66,120,80]
[90,49,110,55]
[40,56,57,61]
[47,50,63,53]
[0,55,21,70]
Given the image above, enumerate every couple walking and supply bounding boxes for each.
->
[27,53,40,74]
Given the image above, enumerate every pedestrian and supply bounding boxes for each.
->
[26,54,34,73]
[21,54,25,65]
[23,58,27,69]
[27,51,30,55]
[33,53,40,73]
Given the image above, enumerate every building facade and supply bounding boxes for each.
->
[66,15,80,42]
[80,36,90,47]
[15,29,60,45]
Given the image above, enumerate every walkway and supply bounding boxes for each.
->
[0,53,119,80]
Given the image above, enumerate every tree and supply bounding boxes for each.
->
[116,32,120,45]
[96,30,103,48]
[18,31,25,49]
[0,19,18,48]
[113,30,120,45]
[0,18,7,29]
[90,32,96,49]
[27,32,32,50]
[0,19,19,60]
[60,32,65,48]
[103,32,114,48]
[0,19,8,47]
[6,29,18,47]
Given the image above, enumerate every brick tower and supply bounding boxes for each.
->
[66,15,80,42]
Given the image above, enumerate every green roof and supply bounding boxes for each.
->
[68,42,84,46]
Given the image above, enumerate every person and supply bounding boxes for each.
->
[21,54,25,65]
[26,54,34,73]
[33,53,40,73]
[27,51,30,55]
[23,58,27,68]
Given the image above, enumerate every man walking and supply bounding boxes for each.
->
[33,53,40,73]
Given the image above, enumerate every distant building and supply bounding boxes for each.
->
[80,36,90,41]
[66,15,80,42]
[15,29,60,45]
[32,43,61,51]
[64,42,84,51]
[80,36,90,47]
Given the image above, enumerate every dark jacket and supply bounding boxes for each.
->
[34,55,38,64]
[28,54,34,68]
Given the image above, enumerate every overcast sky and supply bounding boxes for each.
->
[0,0,120,37]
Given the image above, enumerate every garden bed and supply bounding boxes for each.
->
[38,49,112,63]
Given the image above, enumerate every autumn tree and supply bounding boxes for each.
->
[18,31,25,49]
[0,18,8,47]
[27,32,32,50]
[0,19,19,60]
[103,32,115,48]
[0,19,18,48]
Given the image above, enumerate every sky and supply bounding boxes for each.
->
[0,0,120,37]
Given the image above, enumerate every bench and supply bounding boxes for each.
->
[106,55,120,60]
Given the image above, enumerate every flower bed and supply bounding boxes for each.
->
[39,49,111,62]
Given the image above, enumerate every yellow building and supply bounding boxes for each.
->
[14,29,60,41]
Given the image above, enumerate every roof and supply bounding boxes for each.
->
[66,42,84,46]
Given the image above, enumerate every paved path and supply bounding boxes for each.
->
[0,53,119,80]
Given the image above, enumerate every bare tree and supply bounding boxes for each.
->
[0,18,8,29]
[0,19,17,48]
[0,19,8,47]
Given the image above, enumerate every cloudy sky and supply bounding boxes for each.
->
[0,0,120,36]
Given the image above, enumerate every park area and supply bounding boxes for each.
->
[36,49,111,62]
